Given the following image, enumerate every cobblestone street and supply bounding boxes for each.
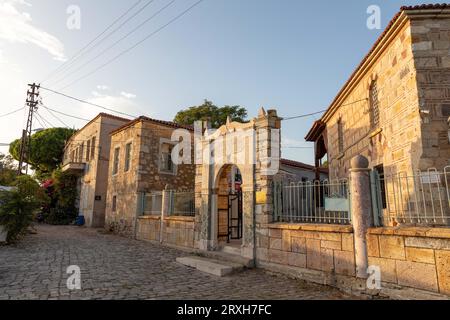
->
[0,225,356,300]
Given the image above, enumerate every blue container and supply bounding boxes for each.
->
[76,215,85,226]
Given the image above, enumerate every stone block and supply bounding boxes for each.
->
[306,239,321,270]
[367,234,380,257]
[341,233,354,252]
[268,249,288,265]
[406,247,435,264]
[334,250,356,276]
[435,250,450,296]
[291,237,306,254]
[282,230,291,251]
[269,228,282,239]
[287,252,307,268]
[368,257,397,284]
[321,248,334,272]
[321,240,341,250]
[379,235,406,260]
[405,237,450,250]
[269,238,282,250]
[396,260,438,292]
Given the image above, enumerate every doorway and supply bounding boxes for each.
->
[217,165,243,245]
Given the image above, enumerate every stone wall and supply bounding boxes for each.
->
[137,216,195,248]
[325,20,421,180]
[257,224,356,277]
[411,17,450,170]
[105,119,196,238]
[368,227,450,296]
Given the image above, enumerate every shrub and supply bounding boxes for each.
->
[0,175,49,243]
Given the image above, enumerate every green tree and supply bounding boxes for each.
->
[0,153,18,186]
[9,128,76,180]
[174,100,248,128]
[0,175,49,243]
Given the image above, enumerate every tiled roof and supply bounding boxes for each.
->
[316,4,449,125]
[110,116,194,135]
[281,158,329,173]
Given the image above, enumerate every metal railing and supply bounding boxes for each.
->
[142,190,195,217]
[143,192,163,215]
[372,167,450,227]
[273,179,351,225]
[168,190,195,217]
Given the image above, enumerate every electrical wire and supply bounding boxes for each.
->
[51,0,177,86]
[0,107,25,118]
[57,0,205,90]
[41,0,148,83]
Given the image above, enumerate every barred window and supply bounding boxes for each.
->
[91,136,96,160]
[369,81,380,128]
[86,140,91,162]
[338,118,344,154]
[112,147,120,175]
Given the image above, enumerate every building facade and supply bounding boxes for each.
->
[62,113,130,228]
[306,5,450,180]
[105,116,196,237]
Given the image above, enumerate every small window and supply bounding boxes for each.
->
[113,147,120,175]
[112,196,117,212]
[124,143,132,172]
[79,143,84,163]
[86,140,91,162]
[160,143,175,173]
[337,118,344,154]
[91,137,96,160]
[369,81,380,129]
[71,150,75,162]
[374,165,387,209]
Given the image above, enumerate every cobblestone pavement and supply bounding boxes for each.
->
[0,225,358,300]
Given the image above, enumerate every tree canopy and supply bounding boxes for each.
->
[173,100,248,129]
[9,128,76,180]
[0,153,18,186]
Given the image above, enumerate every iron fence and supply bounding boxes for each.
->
[273,179,351,225]
[143,191,163,215]
[168,190,196,217]
[372,167,450,226]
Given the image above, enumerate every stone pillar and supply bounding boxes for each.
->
[350,155,373,278]
[160,185,171,244]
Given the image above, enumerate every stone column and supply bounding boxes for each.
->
[350,155,373,278]
[160,185,171,244]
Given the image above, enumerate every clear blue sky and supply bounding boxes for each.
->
[0,0,427,164]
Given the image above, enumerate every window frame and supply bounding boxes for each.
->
[124,142,132,172]
[112,147,120,175]
[158,139,177,175]
[369,80,380,129]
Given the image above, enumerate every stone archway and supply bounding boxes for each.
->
[194,109,281,260]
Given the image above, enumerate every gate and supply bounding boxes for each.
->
[218,191,243,243]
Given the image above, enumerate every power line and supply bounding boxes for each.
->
[40,86,136,118]
[58,0,205,90]
[41,0,148,84]
[0,107,25,118]
[41,104,70,128]
[52,0,176,87]
[282,98,368,121]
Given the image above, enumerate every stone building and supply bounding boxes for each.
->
[305,4,450,180]
[105,116,196,237]
[278,159,328,183]
[62,113,130,228]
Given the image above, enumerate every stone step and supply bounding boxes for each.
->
[220,245,241,256]
[176,256,244,277]
[196,250,255,268]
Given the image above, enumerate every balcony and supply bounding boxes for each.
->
[61,162,86,174]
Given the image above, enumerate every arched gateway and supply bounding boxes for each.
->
[194,109,281,260]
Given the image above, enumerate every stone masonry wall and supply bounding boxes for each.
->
[326,20,422,180]
[137,216,195,248]
[257,224,356,277]
[105,122,141,237]
[411,17,450,170]
[368,227,450,296]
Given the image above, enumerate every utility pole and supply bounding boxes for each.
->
[18,83,40,175]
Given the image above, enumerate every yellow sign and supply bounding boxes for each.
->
[256,191,267,204]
